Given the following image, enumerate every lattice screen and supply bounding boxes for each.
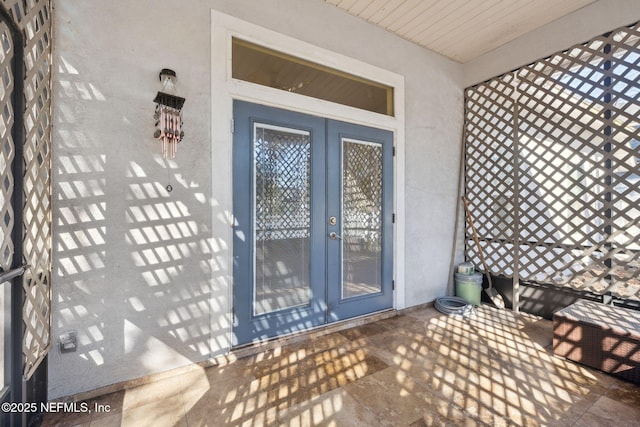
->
[0,17,16,271]
[1,0,53,379]
[464,21,640,301]
[343,140,383,243]
[255,127,311,240]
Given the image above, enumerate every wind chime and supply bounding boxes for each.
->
[154,69,185,159]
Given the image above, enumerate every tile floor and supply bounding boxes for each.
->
[42,304,640,426]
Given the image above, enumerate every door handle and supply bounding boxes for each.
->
[0,264,29,284]
[329,232,342,240]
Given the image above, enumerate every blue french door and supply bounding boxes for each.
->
[232,101,393,345]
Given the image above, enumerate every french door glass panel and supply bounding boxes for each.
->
[253,124,312,315]
[342,139,383,299]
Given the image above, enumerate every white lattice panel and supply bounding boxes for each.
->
[1,0,52,380]
[464,74,517,277]
[0,17,15,270]
[464,21,640,301]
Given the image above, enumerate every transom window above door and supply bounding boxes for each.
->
[231,37,394,116]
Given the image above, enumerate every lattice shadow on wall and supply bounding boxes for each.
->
[464,21,640,302]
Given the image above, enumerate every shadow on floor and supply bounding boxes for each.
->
[42,305,640,426]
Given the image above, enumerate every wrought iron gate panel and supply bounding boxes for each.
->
[464,21,640,300]
[0,0,52,379]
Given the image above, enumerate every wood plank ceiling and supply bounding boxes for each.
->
[323,0,597,63]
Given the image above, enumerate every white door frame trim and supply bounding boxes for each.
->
[210,9,406,353]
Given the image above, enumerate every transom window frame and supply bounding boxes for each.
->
[231,37,395,116]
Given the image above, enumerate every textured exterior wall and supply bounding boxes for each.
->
[50,0,463,398]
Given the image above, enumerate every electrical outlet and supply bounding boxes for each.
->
[59,330,77,353]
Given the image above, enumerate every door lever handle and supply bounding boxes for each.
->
[0,264,29,284]
[329,232,342,240]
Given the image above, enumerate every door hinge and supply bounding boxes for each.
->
[392,213,395,223]
[231,119,235,134]
[392,280,395,290]
[392,146,396,156]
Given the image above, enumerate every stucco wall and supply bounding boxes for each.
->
[50,0,464,398]
[52,0,218,399]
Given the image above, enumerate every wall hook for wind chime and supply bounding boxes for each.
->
[154,69,185,161]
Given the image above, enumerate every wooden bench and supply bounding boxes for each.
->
[553,299,640,384]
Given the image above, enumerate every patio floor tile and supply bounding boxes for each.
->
[41,304,640,426]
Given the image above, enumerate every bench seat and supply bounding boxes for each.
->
[553,299,640,384]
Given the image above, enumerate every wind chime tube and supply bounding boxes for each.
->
[166,107,171,159]
[162,106,167,158]
[155,107,183,159]
[175,111,181,158]
[170,109,175,159]
[174,109,178,159]
[155,106,175,159]
[154,106,171,158]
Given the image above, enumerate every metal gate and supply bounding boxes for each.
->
[0,1,52,425]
